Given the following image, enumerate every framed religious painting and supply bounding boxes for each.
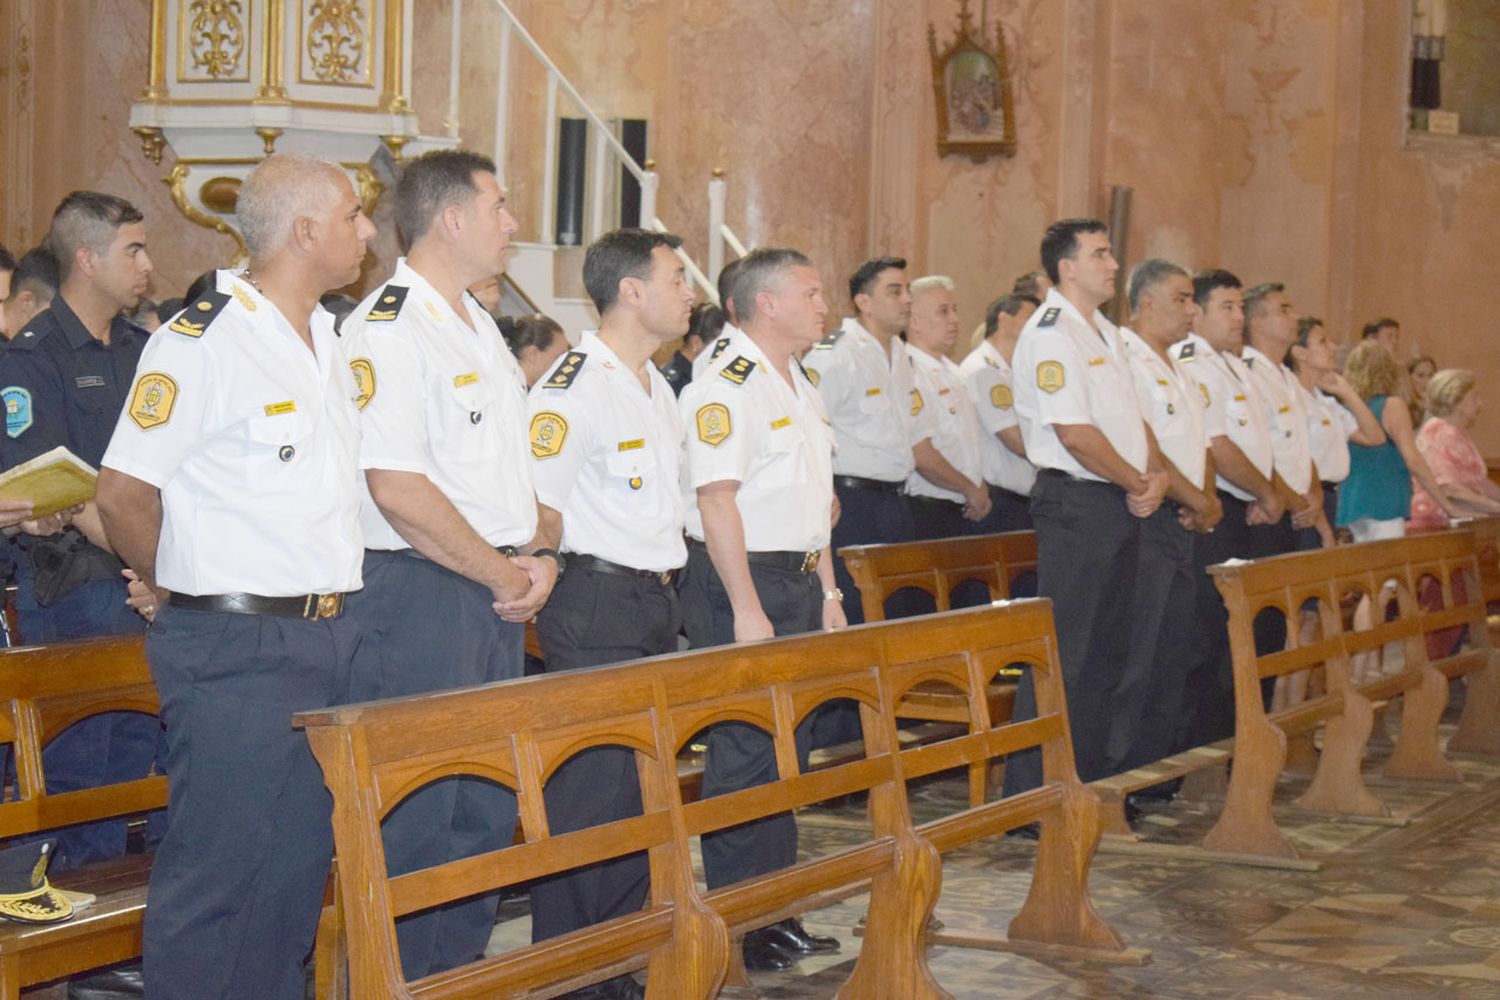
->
[929,0,1017,163]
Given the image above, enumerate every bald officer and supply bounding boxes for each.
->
[97,154,374,1000]
[340,150,554,980]
[959,292,1039,535]
[1112,260,1221,777]
[678,247,843,972]
[801,256,917,624]
[524,228,692,1000]
[1002,218,1169,797]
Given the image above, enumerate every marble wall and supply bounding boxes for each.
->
[3,0,1498,454]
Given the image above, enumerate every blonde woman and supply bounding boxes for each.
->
[1410,369,1500,528]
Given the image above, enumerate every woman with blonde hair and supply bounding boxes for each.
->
[1409,368,1500,528]
[1336,341,1459,540]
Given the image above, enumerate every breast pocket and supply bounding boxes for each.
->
[757,430,805,489]
[440,381,494,456]
[604,449,658,511]
[241,411,315,493]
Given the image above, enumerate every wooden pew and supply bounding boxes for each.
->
[1201,530,1500,861]
[297,602,1134,999]
[0,636,164,999]
[839,532,1037,804]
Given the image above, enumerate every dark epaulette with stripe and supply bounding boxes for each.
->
[168,291,232,339]
[707,337,731,363]
[1036,306,1061,328]
[542,351,588,389]
[812,328,843,351]
[364,285,409,323]
[719,356,756,385]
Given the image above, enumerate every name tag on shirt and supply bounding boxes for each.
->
[770,417,792,430]
[617,439,645,452]
[264,401,297,416]
[864,387,881,397]
[1088,357,1106,367]
[453,372,480,388]
[74,375,106,389]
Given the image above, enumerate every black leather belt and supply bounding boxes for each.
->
[379,544,518,562]
[906,494,964,509]
[833,474,904,495]
[565,553,677,586]
[688,539,819,574]
[169,592,347,621]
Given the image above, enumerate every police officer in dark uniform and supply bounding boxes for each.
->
[660,301,722,397]
[0,192,158,868]
[98,154,376,1000]
[342,150,553,981]
[523,228,695,1000]
[678,247,844,972]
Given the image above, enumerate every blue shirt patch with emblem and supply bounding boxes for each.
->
[2,387,33,439]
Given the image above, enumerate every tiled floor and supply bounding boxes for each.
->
[492,721,1500,999]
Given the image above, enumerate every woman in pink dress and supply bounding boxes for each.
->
[1409,369,1500,529]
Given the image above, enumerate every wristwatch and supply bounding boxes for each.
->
[822,588,844,603]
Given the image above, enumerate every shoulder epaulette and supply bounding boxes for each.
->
[364,285,409,323]
[1037,307,1061,329]
[1242,356,1255,369]
[719,355,756,385]
[542,351,587,389]
[707,337,731,363]
[168,290,232,339]
[813,328,844,351]
[1177,341,1196,361]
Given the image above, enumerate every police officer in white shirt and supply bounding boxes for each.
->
[1172,270,1288,748]
[691,257,744,381]
[959,292,1039,535]
[678,247,843,972]
[802,256,919,624]
[1242,282,1330,550]
[1112,260,1222,781]
[340,150,556,981]
[905,275,991,545]
[524,229,693,1000]
[96,154,374,1000]
[1286,316,1385,550]
[1002,219,1170,798]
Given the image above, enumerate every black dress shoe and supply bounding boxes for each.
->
[559,975,645,999]
[1123,796,1146,827]
[757,917,840,955]
[742,931,796,971]
[69,964,144,1000]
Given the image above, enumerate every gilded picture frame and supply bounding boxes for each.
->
[928,1,1017,163]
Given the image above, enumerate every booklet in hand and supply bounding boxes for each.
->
[0,446,99,519]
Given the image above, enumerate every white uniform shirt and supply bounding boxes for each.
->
[100,270,363,596]
[958,339,1036,496]
[1173,332,1273,501]
[681,328,834,552]
[1011,288,1147,481]
[1241,344,1315,493]
[801,317,916,482]
[692,323,741,381]
[1122,328,1208,487]
[905,342,984,502]
[343,260,537,551]
[528,332,687,572]
[1295,379,1358,484]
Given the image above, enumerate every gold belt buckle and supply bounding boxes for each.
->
[304,593,344,621]
[801,550,820,574]
[658,571,673,586]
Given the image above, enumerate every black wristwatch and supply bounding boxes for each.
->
[530,547,563,568]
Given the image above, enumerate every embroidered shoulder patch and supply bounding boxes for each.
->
[696,403,732,446]
[990,383,1013,409]
[365,285,409,323]
[529,411,568,458]
[1037,361,1065,394]
[2,387,32,438]
[168,291,231,338]
[1037,307,1061,328]
[542,352,587,389]
[128,372,178,430]
[719,356,756,385]
[350,359,375,410]
[910,388,924,417]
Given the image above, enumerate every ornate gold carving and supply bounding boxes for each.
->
[132,127,167,166]
[256,0,289,102]
[929,0,1017,163]
[353,164,383,217]
[303,0,368,84]
[199,176,242,214]
[182,0,248,81]
[142,0,169,99]
[379,0,409,112]
[164,163,249,259]
[254,127,283,155]
[379,134,409,161]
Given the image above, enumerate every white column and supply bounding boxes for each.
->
[445,0,462,137]
[707,170,727,285]
[589,121,610,242]
[639,166,659,232]
[494,15,512,184]
[540,73,558,244]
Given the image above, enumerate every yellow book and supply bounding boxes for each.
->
[0,446,98,519]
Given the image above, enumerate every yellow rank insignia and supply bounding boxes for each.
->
[365,285,409,323]
[1199,383,1210,407]
[231,284,257,313]
[543,352,587,390]
[990,384,1013,409]
[696,403,731,446]
[350,358,375,410]
[168,291,230,338]
[128,372,178,430]
[1037,361,1065,394]
[530,411,568,458]
[911,388,924,416]
[719,356,755,385]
